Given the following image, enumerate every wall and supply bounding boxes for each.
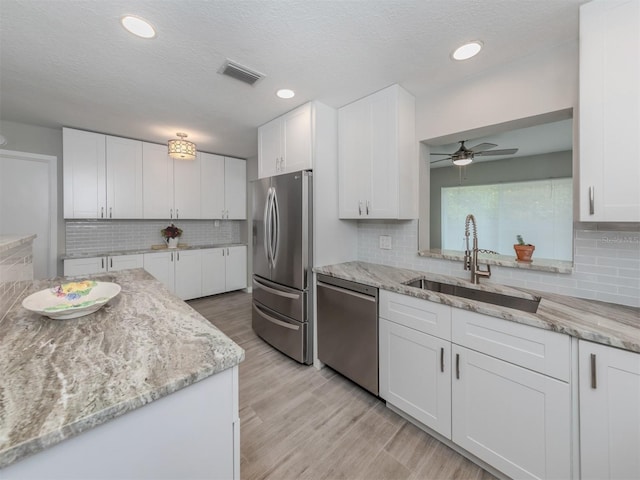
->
[65,220,241,256]
[358,39,640,308]
[0,121,65,274]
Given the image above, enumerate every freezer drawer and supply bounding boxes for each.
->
[252,300,309,364]
[252,275,307,323]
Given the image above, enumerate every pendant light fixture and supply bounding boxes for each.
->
[168,132,196,160]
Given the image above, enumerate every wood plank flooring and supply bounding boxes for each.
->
[189,291,496,480]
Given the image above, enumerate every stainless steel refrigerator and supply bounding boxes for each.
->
[252,170,313,364]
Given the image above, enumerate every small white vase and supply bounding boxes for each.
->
[167,237,179,249]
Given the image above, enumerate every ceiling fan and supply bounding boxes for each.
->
[430,141,519,166]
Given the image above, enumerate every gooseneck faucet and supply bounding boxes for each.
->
[463,214,497,284]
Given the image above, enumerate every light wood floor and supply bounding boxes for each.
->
[189,291,496,480]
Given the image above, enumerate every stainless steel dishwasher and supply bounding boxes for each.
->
[316,274,379,395]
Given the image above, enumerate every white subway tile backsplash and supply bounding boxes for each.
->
[66,220,242,255]
[357,220,640,308]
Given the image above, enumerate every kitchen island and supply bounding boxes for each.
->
[0,268,244,479]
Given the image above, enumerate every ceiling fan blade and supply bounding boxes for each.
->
[468,142,497,152]
[430,153,452,156]
[430,157,452,164]
[475,148,518,156]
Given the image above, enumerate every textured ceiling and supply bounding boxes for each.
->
[0,0,585,159]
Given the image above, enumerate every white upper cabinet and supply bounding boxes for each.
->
[579,0,640,221]
[258,102,312,178]
[142,142,175,219]
[173,152,202,219]
[338,84,418,219]
[201,153,247,219]
[106,136,143,219]
[64,128,143,219]
[579,340,640,480]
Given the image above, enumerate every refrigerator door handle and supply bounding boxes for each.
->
[253,276,300,299]
[271,188,280,269]
[264,187,274,267]
[252,303,300,331]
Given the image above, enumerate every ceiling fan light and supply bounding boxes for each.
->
[453,157,473,166]
[168,133,196,160]
[452,41,483,61]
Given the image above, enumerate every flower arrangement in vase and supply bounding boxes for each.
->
[161,223,183,249]
[514,235,535,262]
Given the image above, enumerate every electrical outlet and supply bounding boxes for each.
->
[379,235,392,250]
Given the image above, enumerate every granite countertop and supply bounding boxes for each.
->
[0,268,245,469]
[0,234,37,254]
[62,242,247,260]
[314,261,640,353]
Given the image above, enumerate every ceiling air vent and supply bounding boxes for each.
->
[219,60,264,86]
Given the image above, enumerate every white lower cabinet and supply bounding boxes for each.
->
[144,246,247,300]
[64,254,143,276]
[379,290,572,480]
[579,340,640,480]
[452,344,571,480]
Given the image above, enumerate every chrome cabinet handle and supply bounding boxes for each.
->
[109,207,112,218]
[589,186,595,215]
[170,252,173,262]
[170,208,173,219]
[366,200,370,215]
[440,347,444,373]
[358,201,362,216]
[252,304,300,331]
[100,207,104,218]
[590,353,597,389]
[110,257,113,268]
[456,353,460,379]
[101,258,104,269]
[176,208,179,219]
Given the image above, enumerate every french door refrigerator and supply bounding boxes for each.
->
[252,170,313,364]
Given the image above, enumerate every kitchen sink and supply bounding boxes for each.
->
[403,278,541,313]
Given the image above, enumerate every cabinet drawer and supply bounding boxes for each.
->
[379,290,451,341]
[452,309,570,382]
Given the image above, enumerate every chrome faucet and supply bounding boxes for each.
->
[463,214,497,284]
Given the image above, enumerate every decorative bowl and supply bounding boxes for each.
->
[22,280,121,320]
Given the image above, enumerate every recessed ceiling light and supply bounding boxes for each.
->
[121,15,156,39]
[276,89,295,99]
[452,41,483,61]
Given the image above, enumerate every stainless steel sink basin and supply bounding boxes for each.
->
[403,278,541,313]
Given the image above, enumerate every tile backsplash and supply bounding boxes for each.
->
[65,220,242,256]
[357,220,640,308]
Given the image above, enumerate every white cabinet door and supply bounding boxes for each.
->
[143,142,174,219]
[224,157,246,219]
[282,103,312,174]
[105,136,143,219]
[579,0,640,222]
[201,248,226,296]
[225,246,247,292]
[338,98,370,218]
[452,345,571,480]
[143,251,175,294]
[174,154,201,219]
[174,249,202,300]
[63,128,106,219]
[200,152,226,219]
[579,340,640,480]
[64,257,107,276]
[258,117,281,178]
[108,254,144,272]
[380,318,451,438]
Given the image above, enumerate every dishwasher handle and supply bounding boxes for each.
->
[317,281,377,303]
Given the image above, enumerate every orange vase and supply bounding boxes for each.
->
[514,244,535,262]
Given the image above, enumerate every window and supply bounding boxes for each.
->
[441,178,573,261]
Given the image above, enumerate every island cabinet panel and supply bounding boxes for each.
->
[579,0,640,221]
[2,365,240,480]
[579,340,640,480]
[451,344,571,480]
[338,84,417,219]
[258,102,312,178]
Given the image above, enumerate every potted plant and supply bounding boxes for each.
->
[514,235,535,262]
[161,223,183,249]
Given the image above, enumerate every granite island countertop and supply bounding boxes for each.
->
[315,261,640,353]
[0,268,244,469]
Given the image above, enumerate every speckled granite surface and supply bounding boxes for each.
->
[0,234,37,254]
[0,268,244,469]
[315,261,640,353]
[61,242,247,259]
